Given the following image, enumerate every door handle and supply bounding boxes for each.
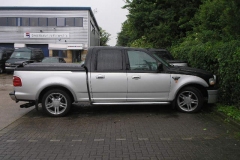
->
[96,75,105,79]
[132,76,141,80]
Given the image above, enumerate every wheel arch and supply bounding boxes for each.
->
[38,85,75,104]
[174,83,208,100]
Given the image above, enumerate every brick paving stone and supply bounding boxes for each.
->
[0,105,240,159]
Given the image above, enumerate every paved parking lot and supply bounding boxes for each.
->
[1,105,240,160]
[0,73,240,160]
[0,73,32,130]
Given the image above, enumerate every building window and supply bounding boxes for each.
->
[30,18,38,26]
[1,17,84,27]
[39,18,47,26]
[48,18,56,26]
[21,18,29,26]
[0,17,7,26]
[57,18,65,26]
[8,18,17,26]
[75,17,83,27]
[66,18,74,27]
[52,50,67,58]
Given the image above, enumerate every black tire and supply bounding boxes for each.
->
[0,68,3,74]
[42,89,72,117]
[175,87,203,113]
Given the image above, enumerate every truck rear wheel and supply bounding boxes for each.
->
[42,89,72,117]
[175,87,203,113]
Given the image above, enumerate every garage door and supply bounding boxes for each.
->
[0,43,14,48]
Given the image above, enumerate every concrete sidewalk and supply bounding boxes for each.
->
[0,74,33,130]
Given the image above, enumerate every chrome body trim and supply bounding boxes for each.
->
[92,102,170,105]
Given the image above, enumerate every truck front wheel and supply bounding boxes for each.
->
[42,89,72,117]
[175,87,203,113]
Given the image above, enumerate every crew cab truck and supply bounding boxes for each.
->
[9,46,218,117]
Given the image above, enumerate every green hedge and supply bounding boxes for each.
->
[171,40,240,106]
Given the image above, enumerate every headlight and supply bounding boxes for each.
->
[209,76,216,85]
[5,63,11,66]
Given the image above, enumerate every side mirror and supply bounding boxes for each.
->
[157,63,163,71]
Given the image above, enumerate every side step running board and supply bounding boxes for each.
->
[92,102,170,105]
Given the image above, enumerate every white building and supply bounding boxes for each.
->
[0,7,100,62]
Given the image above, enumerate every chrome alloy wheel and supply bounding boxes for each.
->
[44,93,68,115]
[177,91,199,112]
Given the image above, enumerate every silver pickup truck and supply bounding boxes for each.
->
[9,46,218,117]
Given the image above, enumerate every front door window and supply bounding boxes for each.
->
[128,50,158,71]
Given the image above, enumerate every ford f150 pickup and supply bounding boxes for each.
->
[9,46,218,117]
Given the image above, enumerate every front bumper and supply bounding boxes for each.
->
[207,89,218,103]
[9,91,17,101]
[5,66,17,72]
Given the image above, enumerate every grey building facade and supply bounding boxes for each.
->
[0,7,100,62]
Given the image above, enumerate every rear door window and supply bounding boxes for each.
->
[96,49,124,71]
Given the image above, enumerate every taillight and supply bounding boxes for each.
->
[13,76,22,87]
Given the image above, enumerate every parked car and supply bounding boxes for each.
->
[10,46,218,117]
[79,60,85,66]
[5,47,44,73]
[147,48,188,67]
[42,57,66,63]
[0,47,14,74]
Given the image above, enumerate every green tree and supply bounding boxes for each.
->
[189,0,240,41]
[171,0,240,105]
[100,27,111,46]
[116,20,133,46]
[117,0,202,48]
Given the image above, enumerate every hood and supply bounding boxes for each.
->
[167,66,213,82]
[6,58,30,64]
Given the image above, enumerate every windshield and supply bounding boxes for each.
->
[153,53,172,67]
[10,51,31,59]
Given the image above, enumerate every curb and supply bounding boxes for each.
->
[214,110,240,128]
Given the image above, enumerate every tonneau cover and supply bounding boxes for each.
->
[15,63,85,71]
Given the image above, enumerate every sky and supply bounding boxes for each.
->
[0,0,129,46]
